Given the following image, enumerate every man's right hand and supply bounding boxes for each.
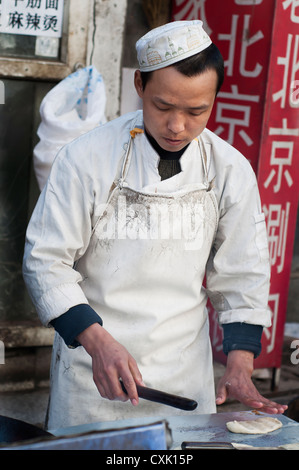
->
[77,323,144,406]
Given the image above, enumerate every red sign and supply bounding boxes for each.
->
[256,0,299,368]
[172,0,299,369]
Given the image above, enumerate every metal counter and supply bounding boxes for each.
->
[50,411,299,450]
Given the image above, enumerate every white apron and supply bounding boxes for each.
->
[46,130,219,430]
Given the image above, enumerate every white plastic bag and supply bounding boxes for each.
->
[34,66,106,190]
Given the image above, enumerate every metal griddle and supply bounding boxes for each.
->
[2,411,299,450]
[50,411,299,450]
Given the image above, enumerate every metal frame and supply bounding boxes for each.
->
[0,0,91,81]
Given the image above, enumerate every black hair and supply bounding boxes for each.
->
[140,43,224,95]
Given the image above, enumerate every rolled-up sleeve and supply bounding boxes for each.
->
[206,156,272,329]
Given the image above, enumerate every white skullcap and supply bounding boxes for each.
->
[136,20,212,72]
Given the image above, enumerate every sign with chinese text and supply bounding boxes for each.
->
[0,0,64,38]
[172,0,299,369]
[256,0,299,368]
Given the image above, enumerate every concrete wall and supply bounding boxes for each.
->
[87,0,128,121]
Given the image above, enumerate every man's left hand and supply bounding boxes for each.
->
[216,350,288,414]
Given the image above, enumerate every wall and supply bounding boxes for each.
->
[87,0,128,121]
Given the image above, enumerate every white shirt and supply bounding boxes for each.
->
[23,110,271,329]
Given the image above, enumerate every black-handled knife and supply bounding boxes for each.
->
[120,380,198,411]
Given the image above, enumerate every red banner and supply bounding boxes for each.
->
[172,0,299,369]
[256,0,299,368]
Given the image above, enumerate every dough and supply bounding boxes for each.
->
[278,443,299,450]
[226,417,282,434]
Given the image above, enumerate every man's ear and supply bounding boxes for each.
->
[134,70,144,99]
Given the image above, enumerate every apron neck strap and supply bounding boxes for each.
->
[198,137,209,184]
[118,127,144,188]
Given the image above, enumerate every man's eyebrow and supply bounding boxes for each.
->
[154,97,209,110]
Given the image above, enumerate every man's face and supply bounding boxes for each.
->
[134,66,218,152]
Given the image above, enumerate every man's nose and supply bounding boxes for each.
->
[167,112,185,134]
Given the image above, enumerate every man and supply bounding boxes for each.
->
[23,20,287,430]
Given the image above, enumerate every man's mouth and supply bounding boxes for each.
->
[164,137,184,147]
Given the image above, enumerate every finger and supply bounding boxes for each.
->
[102,367,130,402]
[121,357,145,405]
[111,379,130,402]
[94,377,113,400]
[130,358,145,387]
[255,401,288,415]
[96,374,129,402]
[93,363,122,401]
[121,375,139,406]
[263,398,288,411]
[238,393,288,414]
[215,381,230,405]
[108,361,141,404]
[262,405,288,415]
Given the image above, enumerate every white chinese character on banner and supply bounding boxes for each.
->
[263,119,298,192]
[214,84,259,146]
[264,142,294,192]
[272,34,299,108]
[263,202,291,274]
[218,14,263,77]
[264,293,279,354]
[283,0,299,23]
[172,0,212,35]
[240,15,264,77]
[218,15,237,76]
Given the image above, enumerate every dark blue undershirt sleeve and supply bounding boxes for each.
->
[51,307,262,357]
[50,304,103,349]
[222,322,263,358]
